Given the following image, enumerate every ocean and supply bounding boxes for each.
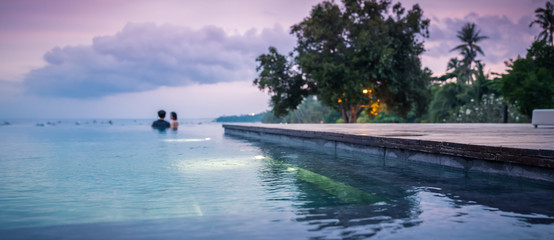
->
[0,119,553,239]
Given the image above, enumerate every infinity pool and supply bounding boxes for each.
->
[0,120,553,239]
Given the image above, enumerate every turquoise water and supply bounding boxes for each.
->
[0,120,553,239]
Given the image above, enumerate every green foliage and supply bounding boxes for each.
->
[254,1,552,124]
[260,111,283,123]
[255,0,432,123]
[427,62,505,123]
[499,40,554,118]
[425,21,509,123]
[451,23,488,62]
[472,63,500,102]
[357,111,405,123]
[441,23,488,85]
[428,41,553,123]
[254,47,313,117]
[448,94,527,123]
[428,83,465,122]
[214,113,264,123]
[530,1,554,46]
[261,96,341,123]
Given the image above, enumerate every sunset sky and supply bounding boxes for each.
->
[0,0,546,119]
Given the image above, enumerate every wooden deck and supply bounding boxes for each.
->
[222,123,554,182]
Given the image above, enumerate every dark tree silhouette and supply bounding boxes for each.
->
[530,1,554,46]
[255,0,432,123]
[449,23,488,84]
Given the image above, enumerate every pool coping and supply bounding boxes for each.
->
[222,124,554,183]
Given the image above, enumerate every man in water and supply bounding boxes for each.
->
[152,110,170,130]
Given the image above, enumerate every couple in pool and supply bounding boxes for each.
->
[151,110,178,130]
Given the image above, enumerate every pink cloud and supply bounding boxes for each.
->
[23,23,295,98]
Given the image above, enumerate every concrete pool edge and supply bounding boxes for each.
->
[222,124,554,183]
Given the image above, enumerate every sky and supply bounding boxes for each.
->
[0,0,548,119]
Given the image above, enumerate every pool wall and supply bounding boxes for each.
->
[223,124,554,183]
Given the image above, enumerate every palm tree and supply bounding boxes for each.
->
[445,58,467,85]
[450,23,488,84]
[530,1,554,46]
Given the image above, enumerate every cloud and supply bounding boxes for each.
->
[0,81,270,119]
[424,13,539,72]
[23,22,295,98]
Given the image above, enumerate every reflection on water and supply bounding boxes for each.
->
[253,142,418,239]
[259,155,385,205]
[240,133,554,239]
[0,122,552,239]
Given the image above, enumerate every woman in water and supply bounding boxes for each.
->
[170,112,179,130]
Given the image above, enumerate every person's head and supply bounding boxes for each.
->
[170,112,177,120]
[157,110,166,119]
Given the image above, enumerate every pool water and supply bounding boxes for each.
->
[0,120,553,239]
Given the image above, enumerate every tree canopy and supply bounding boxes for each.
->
[500,40,554,118]
[451,23,488,62]
[530,1,554,46]
[440,22,488,85]
[253,47,314,117]
[255,0,431,123]
[261,96,342,123]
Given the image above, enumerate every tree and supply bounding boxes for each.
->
[253,47,314,117]
[428,23,492,123]
[427,82,466,122]
[438,58,467,85]
[471,62,496,103]
[530,1,554,46]
[261,96,342,123]
[447,23,488,84]
[449,94,527,123]
[255,0,431,123]
[427,62,501,123]
[500,40,554,118]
